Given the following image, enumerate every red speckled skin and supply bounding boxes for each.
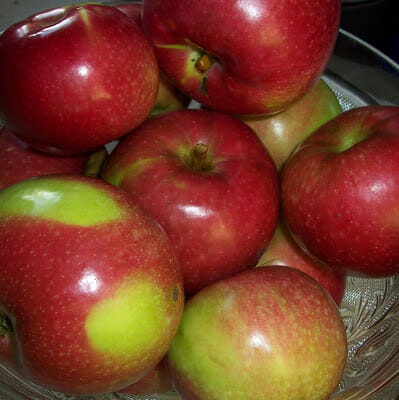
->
[113,2,190,115]
[257,220,345,305]
[281,106,399,277]
[141,0,340,115]
[167,267,347,400]
[0,4,159,155]
[0,127,87,190]
[0,176,183,394]
[101,109,279,296]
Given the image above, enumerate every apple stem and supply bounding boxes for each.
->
[195,53,214,73]
[191,143,209,172]
[84,147,109,178]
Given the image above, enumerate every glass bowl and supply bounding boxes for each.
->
[0,26,399,400]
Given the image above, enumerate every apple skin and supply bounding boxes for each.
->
[141,0,340,115]
[0,4,159,155]
[0,127,89,190]
[241,79,342,171]
[167,266,347,400]
[281,105,399,277]
[113,2,190,116]
[101,109,279,295]
[0,175,184,394]
[257,220,345,305]
[118,356,173,395]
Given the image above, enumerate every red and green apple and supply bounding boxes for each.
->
[0,175,184,394]
[282,105,399,277]
[141,0,341,115]
[242,79,342,170]
[101,109,279,295]
[168,266,347,400]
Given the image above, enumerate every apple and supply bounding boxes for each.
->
[141,0,341,115]
[101,109,279,295]
[257,219,346,305]
[167,266,347,400]
[118,356,173,395]
[0,3,159,155]
[241,79,342,171]
[112,1,190,116]
[0,175,184,394]
[281,105,399,277]
[0,126,89,190]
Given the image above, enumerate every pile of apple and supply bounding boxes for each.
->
[0,1,399,399]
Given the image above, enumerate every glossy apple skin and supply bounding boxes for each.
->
[141,0,340,115]
[0,175,183,394]
[168,267,347,400]
[113,2,190,116]
[0,4,159,155]
[257,220,345,305]
[0,127,88,190]
[282,105,399,277]
[101,109,279,295]
[118,356,173,395]
[242,79,342,171]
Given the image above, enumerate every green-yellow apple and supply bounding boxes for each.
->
[257,220,346,305]
[282,105,399,277]
[168,266,347,400]
[141,0,341,115]
[101,109,279,295]
[242,79,342,170]
[0,4,159,155]
[0,127,88,190]
[0,175,184,394]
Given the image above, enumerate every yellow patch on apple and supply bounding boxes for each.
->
[85,279,171,358]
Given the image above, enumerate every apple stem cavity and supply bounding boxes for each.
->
[190,143,210,172]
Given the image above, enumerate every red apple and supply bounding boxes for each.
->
[167,266,347,400]
[141,0,341,115]
[0,127,89,190]
[101,109,279,295]
[281,105,399,277]
[257,220,346,305]
[241,79,342,170]
[0,175,184,394]
[0,4,159,155]
[118,356,173,395]
[113,1,190,116]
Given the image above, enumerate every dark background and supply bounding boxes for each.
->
[340,0,399,63]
